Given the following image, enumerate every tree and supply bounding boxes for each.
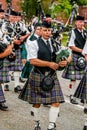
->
[50,0,72,18]
[70,0,87,6]
[6,0,12,3]
[20,0,39,20]
[19,0,74,22]
[20,0,55,20]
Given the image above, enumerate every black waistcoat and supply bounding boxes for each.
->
[34,38,57,73]
[72,28,86,55]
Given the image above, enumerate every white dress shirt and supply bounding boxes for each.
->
[27,38,53,60]
[82,40,87,55]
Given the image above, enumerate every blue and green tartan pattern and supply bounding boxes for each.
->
[62,53,86,80]
[19,71,65,104]
[0,58,10,83]
[74,71,87,101]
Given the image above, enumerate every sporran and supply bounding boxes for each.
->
[40,71,55,92]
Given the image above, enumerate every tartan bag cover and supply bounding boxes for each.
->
[74,72,87,100]
[21,61,32,79]
[18,78,29,101]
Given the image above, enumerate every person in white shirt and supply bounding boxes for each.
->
[62,15,87,104]
[19,20,71,130]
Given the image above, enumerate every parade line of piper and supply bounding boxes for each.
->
[0,6,87,130]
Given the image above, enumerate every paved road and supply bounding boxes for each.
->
[0,71,85,130]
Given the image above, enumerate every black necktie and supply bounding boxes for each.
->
[46,40,51,51]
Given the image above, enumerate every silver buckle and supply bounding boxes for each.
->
[44,72,49,76]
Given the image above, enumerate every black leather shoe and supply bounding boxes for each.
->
[84,108,87,114]
[4,84,9,91]
[34,121,41,130]
[34,126,41,130]
[47,128,56,130]
[70,99,78,104]
[0,103,8,111]
[14,86,22,93]
[81,99,85,104]
[70,95,78,104]
[19,77,25,83]
[47,123,56,130]
[11,75,15,81]
[83,125,87,130]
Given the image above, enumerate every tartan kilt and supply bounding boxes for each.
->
[8,48,23,71]
[21,61,32,79]
[18,71,65,104]
[62,53,86,80]
[0,85,6,103]
[73,72,87,101]
[20,44,27,59]
[0,58,10,83]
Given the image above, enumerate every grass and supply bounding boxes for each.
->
[61,32,69,46]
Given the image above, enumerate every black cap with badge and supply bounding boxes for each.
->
[34,22,41,29]
[75,15,84,21]
[41,20,51,28]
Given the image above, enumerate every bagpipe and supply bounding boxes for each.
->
[37,0,45,22]
[3,21,27,62]
[50,20,71,71]
[55,46,70,71]
[0,42,7,53]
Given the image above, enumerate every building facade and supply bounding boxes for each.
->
[79,6,87,20]
[0,0,21,12]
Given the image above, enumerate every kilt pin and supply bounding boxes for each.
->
[19,71,65,104]
[62,53,86,80]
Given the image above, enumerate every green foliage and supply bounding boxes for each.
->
[20,0,38,19]
[19,0,75,21]
[6,0,12,3]
[51,0,72,18]
[70,0,87,5]
[61,32,68,46]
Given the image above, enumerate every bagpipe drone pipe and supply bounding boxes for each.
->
[50,20,71,71]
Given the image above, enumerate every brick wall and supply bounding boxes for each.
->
[0,2,87,21]
[0,0,21,11]
[79,6,87,20]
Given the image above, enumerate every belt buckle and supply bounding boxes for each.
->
[45,72,49,76]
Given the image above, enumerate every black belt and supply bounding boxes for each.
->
[72,51,83,56]
[33,68,50,75]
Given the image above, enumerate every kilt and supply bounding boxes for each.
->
[73,71,87,101]
[0,58,10,83]
[21,61,32,79]
[19,71,65,104]
[62,53,86,80]
[8,48,23,71]
[0,85,6,103]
